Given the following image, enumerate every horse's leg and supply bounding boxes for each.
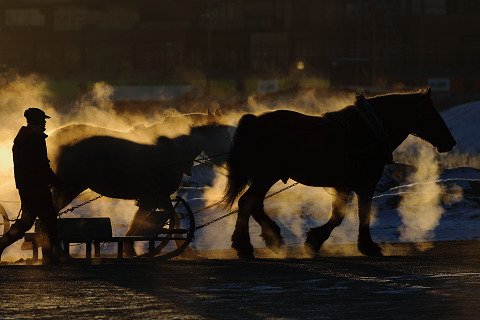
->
[357,192,383,257]
[250,180,284,254]
[124,203,156,257]
[305,189,349,256]
[232,180,272,259]
[52,185,85,212]
[253,207,284,254]
[50,184,86,257]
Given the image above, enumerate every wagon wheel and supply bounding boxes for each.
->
[136,196,195,260]
[0,203,10,236]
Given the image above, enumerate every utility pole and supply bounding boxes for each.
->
[418,0,425,82]
[206,0,213,94]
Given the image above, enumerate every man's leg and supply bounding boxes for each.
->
[0,205,37,260]
[35,189,59,260]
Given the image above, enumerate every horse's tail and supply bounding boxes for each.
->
[223,113,259,208]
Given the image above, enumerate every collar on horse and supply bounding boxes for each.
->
[329,93,393,164]
[354,93,393,164]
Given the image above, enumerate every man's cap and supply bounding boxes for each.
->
[24,107,50,123]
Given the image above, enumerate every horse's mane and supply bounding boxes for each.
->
[155,135,175,146]
[356,89,426,106]
[164,109,222,123]
[154,124,226,146]
[191,123,233,140]
[165,112,209,117]
[190,123,228,132]
[53,123,104,131]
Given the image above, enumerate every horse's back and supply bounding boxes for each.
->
[50,124,123,144]
[234,109,360,187]
[253,110,344,150]
[56,135,185,199]
[62,135,181,171]
[49,124,129,157]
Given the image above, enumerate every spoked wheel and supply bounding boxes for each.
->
[0,203,10,236]
[136,196,195,260]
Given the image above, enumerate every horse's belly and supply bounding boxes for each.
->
[276,155,352,188]
[88,170,183,200]
[289,171,349,188]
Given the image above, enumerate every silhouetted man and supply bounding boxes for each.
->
[0,108,60,263]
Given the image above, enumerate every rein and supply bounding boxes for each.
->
[411,95,426,138]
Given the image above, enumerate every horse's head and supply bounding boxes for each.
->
[191,124,233,165]
[411,87,456,153]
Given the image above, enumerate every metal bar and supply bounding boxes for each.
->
[64,242,70,256]
[94,241,101,258]
[85,241,92,258]
[117,242,123,259]
[148,240,155,253]
[32,241,38,261]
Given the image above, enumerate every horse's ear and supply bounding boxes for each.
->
[354,92,365,105]
[213,108,222,117]
[420,87,431,97]
[425,86,432,97]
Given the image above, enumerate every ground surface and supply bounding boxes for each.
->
[1,241,479,319]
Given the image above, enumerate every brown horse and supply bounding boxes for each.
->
[224,88,456,259]
[53,123,232,256]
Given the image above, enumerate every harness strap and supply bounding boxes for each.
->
[327,111,372,188]
[354,93,393,164]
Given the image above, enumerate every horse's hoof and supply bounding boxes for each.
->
[261,230,284,254]
[123,249,137,258]
[123,253,136,258]
[304,241,318,258]
[304,229,322,254]
[357,241,383,257]
[234,242,255,260]
[179,248,199,259]
[231,237,255,260]
[236,250,255,260]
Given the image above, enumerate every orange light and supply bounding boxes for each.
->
[296,61,305,70]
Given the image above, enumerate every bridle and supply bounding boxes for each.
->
[411,95,427,138]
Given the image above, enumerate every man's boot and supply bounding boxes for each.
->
[42,240,67,265]
[0,236,9,262]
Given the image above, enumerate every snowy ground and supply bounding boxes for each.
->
[183,164,480,254]
[2,242,480,319]
[442,101,480,154]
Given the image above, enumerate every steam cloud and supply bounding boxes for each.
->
[397,140,444,249]
[0,73,473,261]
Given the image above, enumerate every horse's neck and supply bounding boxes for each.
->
[174,135,203,160]
[369,95,417,151]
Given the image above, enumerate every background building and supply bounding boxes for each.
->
[0,0,479,97]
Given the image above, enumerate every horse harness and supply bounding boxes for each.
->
[326,93,393,185]
[353,93,393,164]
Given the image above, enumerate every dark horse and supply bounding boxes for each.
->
[54,124,232,255]
[224,88,456,259]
